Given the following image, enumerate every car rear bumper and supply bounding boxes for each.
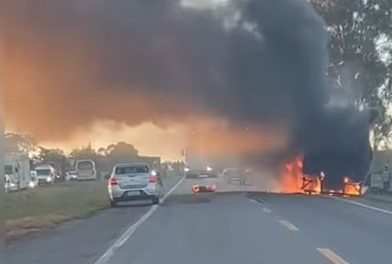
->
[112,190,157,202]
[109,185,160,201]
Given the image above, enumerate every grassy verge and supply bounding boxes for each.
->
[5,181,109,240]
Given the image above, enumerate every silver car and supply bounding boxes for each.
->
[108,162,162,207]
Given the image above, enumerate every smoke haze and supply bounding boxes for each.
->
[3,0,373,182]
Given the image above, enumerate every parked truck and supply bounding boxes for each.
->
[4,153,31,192]
[35,164,57,184]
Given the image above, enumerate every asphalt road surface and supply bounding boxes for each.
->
[6,176,392,264]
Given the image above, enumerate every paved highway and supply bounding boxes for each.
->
[6,176,392,264]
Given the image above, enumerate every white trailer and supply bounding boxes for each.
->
[5,153,31,192]
[75,159,97,181]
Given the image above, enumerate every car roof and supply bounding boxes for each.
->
[76,159,95,164]
[114,162,150,168]
[35,165,54,169]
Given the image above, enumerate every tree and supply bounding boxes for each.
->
[105,142,138,155]
[105,142,139,163]
[312,0,392,149]
[69,145,98,161]
[93,142,139,173]
[5,133,38,154]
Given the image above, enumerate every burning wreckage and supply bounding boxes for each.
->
[281,108,377,196]
[180,0,378,197]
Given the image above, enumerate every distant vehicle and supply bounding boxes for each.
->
[4,153,31,192]
[47,161,64,181]
[222,167,251,186]
[75,160,97,181]
[29,170,38,188]
[185,165,217,179]
[184,147,218,179]
[222,168,240,184]
[65,171,78,181]
[108,162,162,207]
[35,164,56,184]
[30,170,37,181]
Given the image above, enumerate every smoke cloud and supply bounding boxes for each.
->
[3,0,373,184]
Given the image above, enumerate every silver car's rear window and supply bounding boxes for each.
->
[115,165,149,175]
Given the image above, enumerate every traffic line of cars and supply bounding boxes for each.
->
[4,152,99,192]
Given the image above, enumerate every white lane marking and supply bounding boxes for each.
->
[161,176,185,202]
[330,196,392,216]
[262,207,272,214]
[278,219,298,231]
[94,176,185,264]
[248,196,267,204]
[317,248,350,264]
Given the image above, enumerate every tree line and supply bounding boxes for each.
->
[311,0,392,149]
[4,133,161,179]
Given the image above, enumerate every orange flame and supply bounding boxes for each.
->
[280,156,321,194]
[343,177,361,196]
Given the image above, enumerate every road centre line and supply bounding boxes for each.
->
[249,199,272,213]
[317,248,349,264]
[330,196,392,216]
[94,176,185,264]
[248,196,267,204]
[249,198,260,204]
[278,219,298,231]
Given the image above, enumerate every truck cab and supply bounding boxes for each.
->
[35,165,56,184]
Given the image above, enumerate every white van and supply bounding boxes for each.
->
[76,160,97,181]
[35,164,56,184]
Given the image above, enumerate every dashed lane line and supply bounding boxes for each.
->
[248,198,271,214]
[317,248,350,264]
[278,219,298,231]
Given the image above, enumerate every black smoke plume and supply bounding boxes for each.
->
[4,0,373,184]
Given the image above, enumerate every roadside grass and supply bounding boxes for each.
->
[4,181,109,239]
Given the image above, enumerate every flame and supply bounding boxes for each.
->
[343,177,361,196]
[280,159,361,196]
[280,156,321,194]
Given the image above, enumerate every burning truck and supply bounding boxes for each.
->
[281,108,377,196]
